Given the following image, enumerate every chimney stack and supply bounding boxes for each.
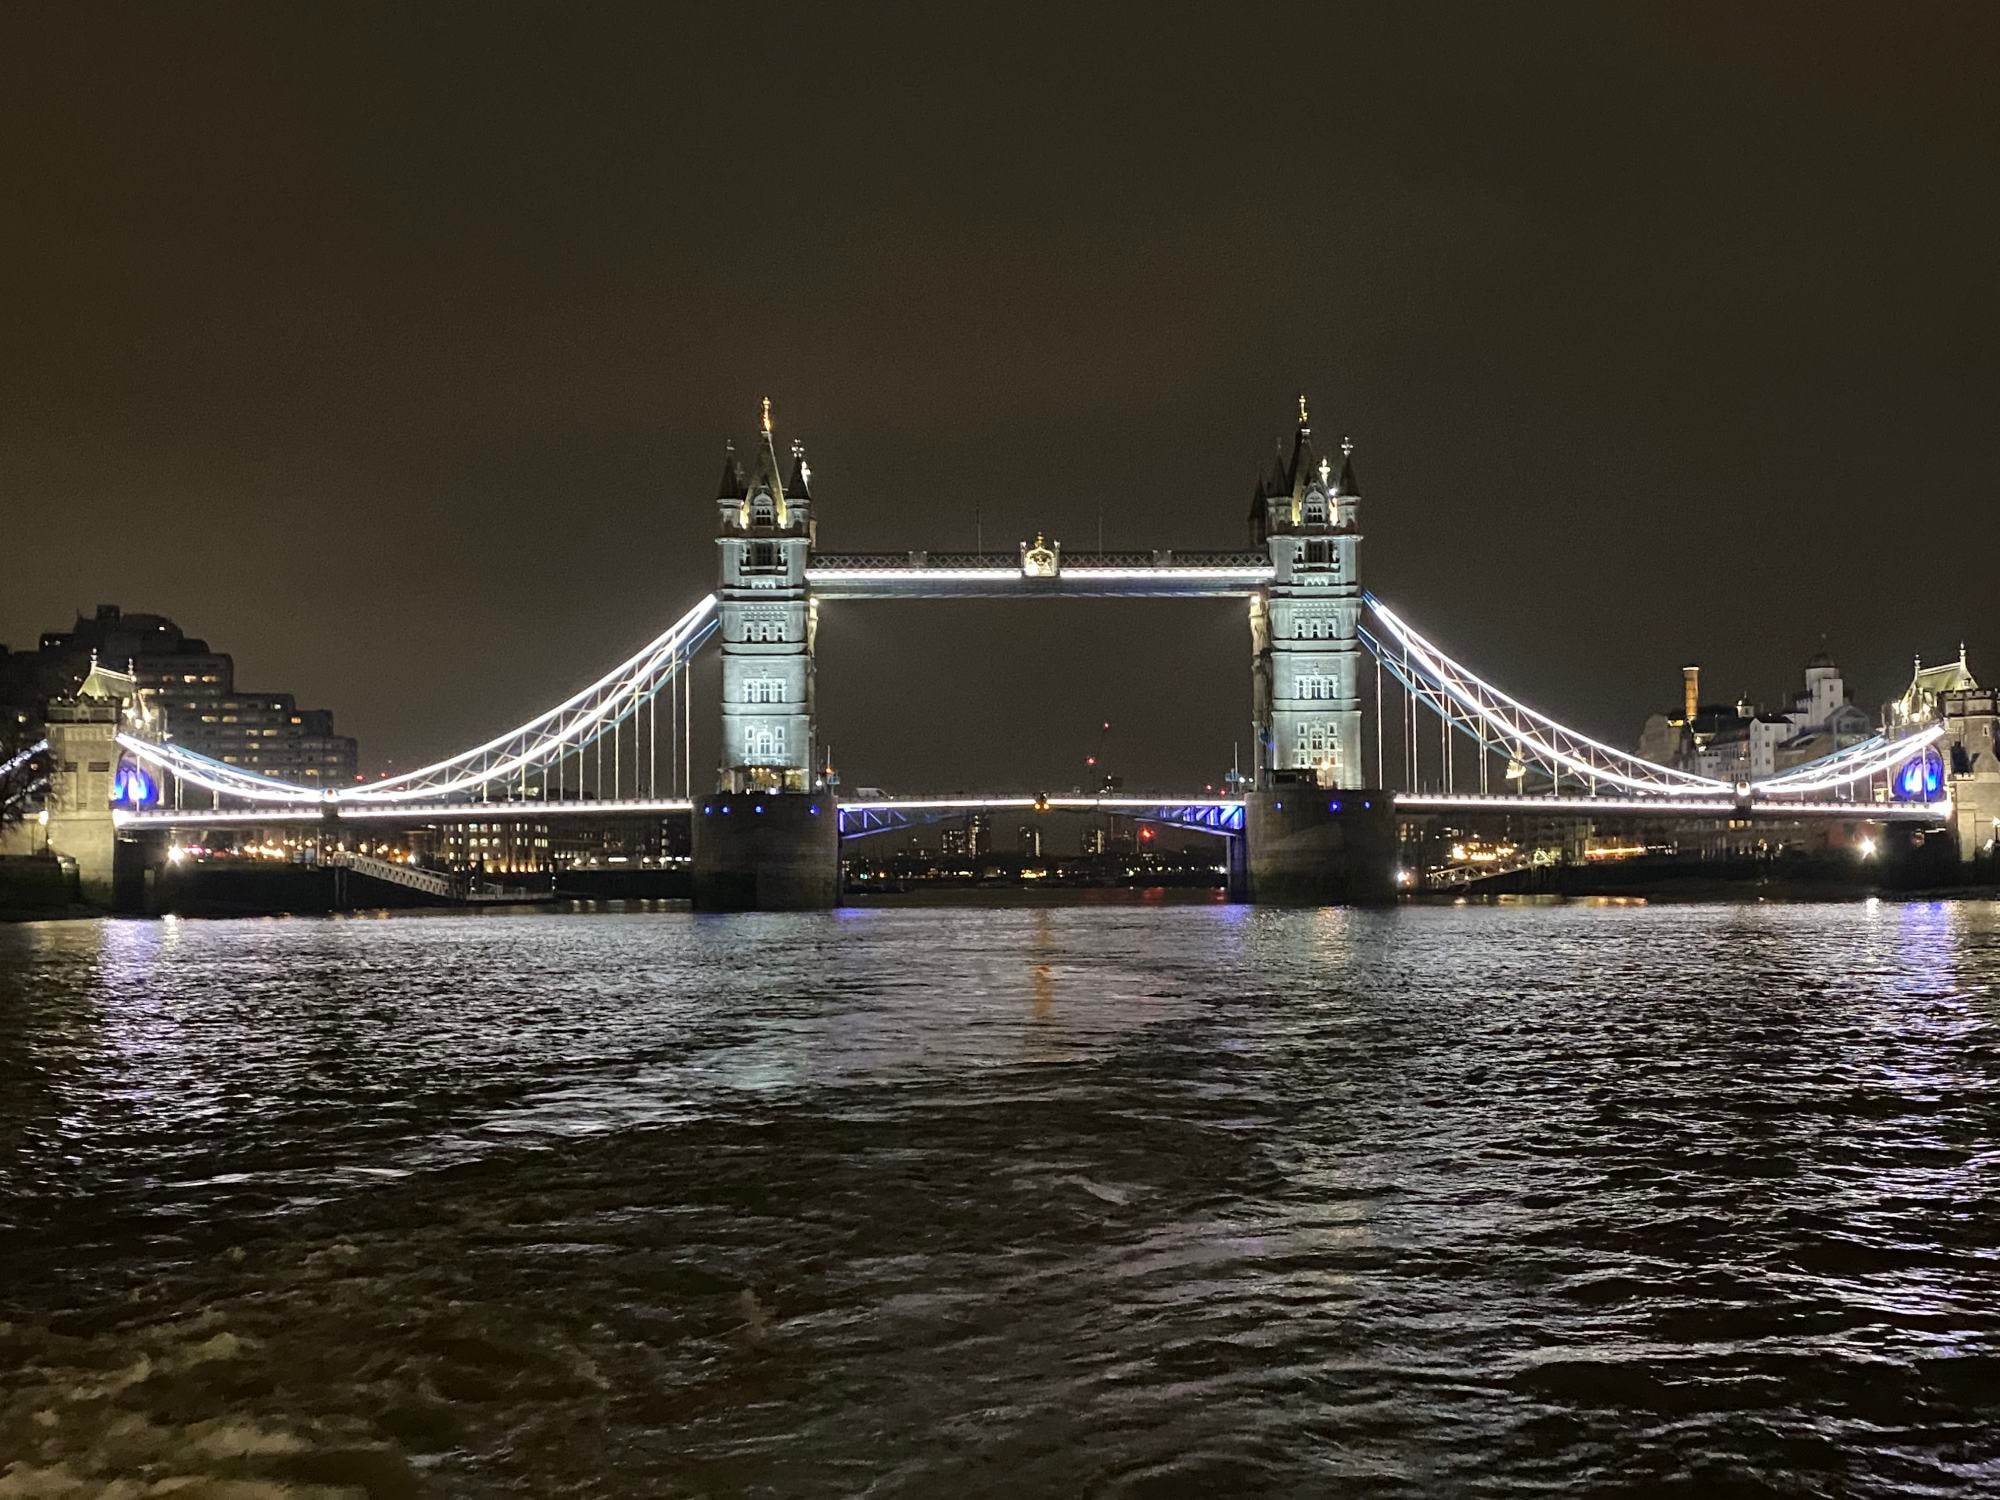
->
[1681,665,1700,723]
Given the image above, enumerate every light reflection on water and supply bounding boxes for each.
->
[2,900,1998,1496]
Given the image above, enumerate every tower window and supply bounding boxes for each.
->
[744,541,782,573]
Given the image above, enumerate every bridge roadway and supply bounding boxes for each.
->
[112,791,1945,832]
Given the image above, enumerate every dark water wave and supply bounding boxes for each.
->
[2,901,1998,1495]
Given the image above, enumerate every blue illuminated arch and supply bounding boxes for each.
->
[1893,748,1945,803]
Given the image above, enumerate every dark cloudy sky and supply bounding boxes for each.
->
[4,3,1995,792]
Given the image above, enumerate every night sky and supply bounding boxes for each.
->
[5,4,1995,793]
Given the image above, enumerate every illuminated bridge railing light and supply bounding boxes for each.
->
[115,595,721,809]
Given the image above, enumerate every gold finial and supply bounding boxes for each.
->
[1297,393,1309,425]
[760,396,772,436]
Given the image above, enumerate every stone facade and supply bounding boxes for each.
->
[1249,404,1365,788]
[1942,685,2000,861]
[42,663,130,905]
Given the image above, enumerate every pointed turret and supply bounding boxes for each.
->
[1332,436,1359,497]
[745,435,785,506]
[1285,394,1319,500]
[715,441,746,501]
[787,438,813,501]
[743,397,786,509]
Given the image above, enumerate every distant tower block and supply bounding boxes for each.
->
[1682,665,1701,723]
[1248,398,1365,788]
[713,398,818,794]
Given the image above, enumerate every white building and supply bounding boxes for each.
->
[1645,647,1871,784]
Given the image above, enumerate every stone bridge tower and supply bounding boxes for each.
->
[1249,397,1365,789]
[714,398,817,794]
[692,398,838,910]
[42,657,137,906]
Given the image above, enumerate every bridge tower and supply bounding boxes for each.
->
[692,399,838,909]
[41,656,139,907]
[714,398,818,793]
[1242,398,1395,902]
[1249,397,1365,788]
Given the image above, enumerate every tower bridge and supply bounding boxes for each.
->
[30,397,1959,909]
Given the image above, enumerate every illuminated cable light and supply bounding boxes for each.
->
[1361,612,1940,800]
[343,609,719,802]
[1364,596,1730,795]
[1758,727,1946,795]
[352,595,716,793]
[1392,791,1945,821]
[1362,622,1691,796]
[117,601,719,807]
[0,739,49,779]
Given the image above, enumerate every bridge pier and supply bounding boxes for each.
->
[1244,787,1398,905]
[1225,833,1250,902]
[691,792,838,911]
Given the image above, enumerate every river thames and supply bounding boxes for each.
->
[2,899,1997,1496]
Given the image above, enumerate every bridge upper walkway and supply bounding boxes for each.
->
[807,550,1273,598]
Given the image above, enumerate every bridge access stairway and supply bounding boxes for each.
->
[329,852,548,907]
[1423,856,1540,894]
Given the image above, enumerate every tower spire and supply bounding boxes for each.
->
[787,436,813,499]
[715,439,745,500]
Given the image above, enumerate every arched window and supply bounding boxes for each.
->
[750,491,775,525]
[1302,496,1326,526]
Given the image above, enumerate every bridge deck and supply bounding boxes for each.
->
[112,790,1945,831]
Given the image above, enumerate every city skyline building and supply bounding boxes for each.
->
[1637,650,1874,784]
[3,604,357,786]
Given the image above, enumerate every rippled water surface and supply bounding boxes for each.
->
[3,900,2000,1497]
